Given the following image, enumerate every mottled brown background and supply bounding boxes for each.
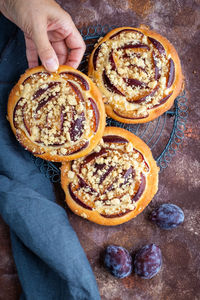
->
[0,0,200,299]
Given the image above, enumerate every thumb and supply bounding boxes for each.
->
[33,25,59,72]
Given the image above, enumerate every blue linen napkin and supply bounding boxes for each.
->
[0,14,100,300]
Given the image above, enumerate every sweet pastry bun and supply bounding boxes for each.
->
[7,66,106,162]
[61,127,159,226]
[88,26,183,123]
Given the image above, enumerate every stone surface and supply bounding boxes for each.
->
[0,0,200,299]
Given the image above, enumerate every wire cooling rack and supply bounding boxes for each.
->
[31,24,188,182]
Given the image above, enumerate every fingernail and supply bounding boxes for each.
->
[44,58,58,72]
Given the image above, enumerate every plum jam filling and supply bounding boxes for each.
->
[81,148,107,167]
[13,97,24,128]
[22,103,31,136]
[77,175,98,194]
[123,167,134,184]
[69,183,92,210]
[109,51,117,71]
[13,72,99,156]
[167,59,175,88]
[99,165,115,184]
[148,37,165,55]
[22,72,50,85]
[93,44,102,70]
[93,162,105,175]
[69,111,85,142]
[152,92,173,108]
[119,43,150,51]
[126,85,159,104]
[123,78,147,88]
[68,137,149,216]
[100,210,131,218]
[68,81,84,102]
[35,94,57,113]
[93,29,174,118]
[68,141,89,155]
[60,105,65,133]
[132,173,145,202]
[103,70,125,96]
[60,72,89,90]
[103,135,128,144]
[88,98,99,132]
[33,82,59,100]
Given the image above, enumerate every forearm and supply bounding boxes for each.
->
[0,0,31,35]
[0,0,17,21]
[0,0,58,36]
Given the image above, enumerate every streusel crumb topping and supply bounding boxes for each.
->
[93,29,174,118]
[13,72,99,156]
[68,136,149,216]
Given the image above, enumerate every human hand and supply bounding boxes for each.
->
[0,0,86,71]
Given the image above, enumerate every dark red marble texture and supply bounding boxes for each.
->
[1,0,200,299]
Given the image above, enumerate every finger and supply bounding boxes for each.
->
[64,27,86,69]
[66,47,84,69]
[51,40,68,65]
[32,23,59,72]
[24,36,38,68]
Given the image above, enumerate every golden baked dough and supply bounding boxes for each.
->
[88,26,183,123]
[7,66,106,162]
[61,127,159,225]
